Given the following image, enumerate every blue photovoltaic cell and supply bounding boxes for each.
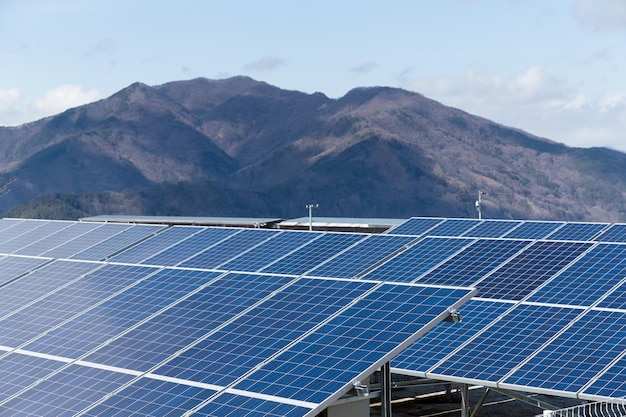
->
[597,280,626,310]
[180,229,278,269]
[0,260,102,318]
[528,243,626,306]
[260,233,366,276]
[0,364,135,416]
[385,217,444,236]
[0,264,157,348]
[503,310,626,393]
[0,220,71,254]
[218,230,319,272]
[306,235,416,278]
[141,227,240,266]
[582,354,626,398]
[429,304,583,382]
[594,223,626,242]
[23,268,222,358]
[108,226,202,264]
[423,219,482,237]
[193,392,311,417]
[154,278,376,386]
[38,223,132,259]
[417,239,531,287]
[461,220,523,238]
[363,237,473,283]
[233,284,473,405]
[392,299,512,373]
[0,256,50,286]
[476,241,592,300]
[501,221,564,239]
[82,377,217,417]
[0,353,67,402]
[0,218,24,233]
[84,273,295,371]
[545,222,609,241]
[13,222,102,256]
[71,224,166,261]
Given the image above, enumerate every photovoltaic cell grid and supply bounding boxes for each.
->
[594,223,626,242]
[0,220,72,254]
[39,223,134,259]
[475,240,592,300]
[218,230,319,272]
[528,243,626,306]
[0,256,51,287]
[363,237,474,283]
[415,239,531,287]
[12,221,102,257]
[305,234,416,278]
[385,217,444,236]
[460,220,523,238]
[421,218,482,237]
[544,222,610,241]
[392,299,513,374]
[501,220,564,239]
[107,226,202,264]
[0,353,67,403]
[70,224,166,261]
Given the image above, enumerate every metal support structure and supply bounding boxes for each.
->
[460,384,471,417]
[305,203,318,231]
[492,387,560,411]
[469,387,491,417]
[475,190,488,219]
[380,362,393,417]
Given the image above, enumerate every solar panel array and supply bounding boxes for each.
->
[2,215,626,414]
[0,218,473,416]
[386,217,626,403]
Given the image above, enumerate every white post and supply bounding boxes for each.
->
[306,204,318,231]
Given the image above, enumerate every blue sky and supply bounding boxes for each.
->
[1,0,625,152]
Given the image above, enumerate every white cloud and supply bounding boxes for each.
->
[0,85,101,127]
[572,0,626,31]
[242,57,287,72]
[350,61,376,73]
[0,88,22,112]
[401,66,626,153]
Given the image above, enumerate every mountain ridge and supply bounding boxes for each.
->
[1,76,625,221]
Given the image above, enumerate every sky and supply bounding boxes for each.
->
[1,0,626,152]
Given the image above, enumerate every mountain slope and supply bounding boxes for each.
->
[1,76,625,221]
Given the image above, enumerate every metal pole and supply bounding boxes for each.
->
[461,384,471,417]
[306,204,318,231]
[380,362,392,417]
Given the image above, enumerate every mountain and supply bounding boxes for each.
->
[1,76,625,221]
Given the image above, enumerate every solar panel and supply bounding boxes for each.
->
[0,256,51,287]
[528,243,626,306]
[597,279,626,310]
[179,229,278,269]
[581,353,626,399]
[0,363,135,416]
[217,230,319,273]
[70,224,166,261]
[0,260,102,318]
[305,234,416,278]
[141,227,240,266]
[392,299,513,374]
[362,237,474,283]
[12,222,102,256]
[192,392,311,417]
[108,226,202,264]
[545,222,609,241]
[427,304,584,382]
[0,353,67,403]
[385,217,444,236]
[502,309,626,395]
[81,376,218,417]
[416,239,531,287]
[0,219,52,248]
[0,220,71,254]
[22,268,223,358]
[421,218,482,237]
[260,233,366,276]
[594,223,626,242]
[0,264,158,348]
[231,283,474,407]
[38,223,134,259]
[475,241,593,300]
[461,220,523,238]
[83,273,296,371]
[0,218,24,234]
[501,220,564,239]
